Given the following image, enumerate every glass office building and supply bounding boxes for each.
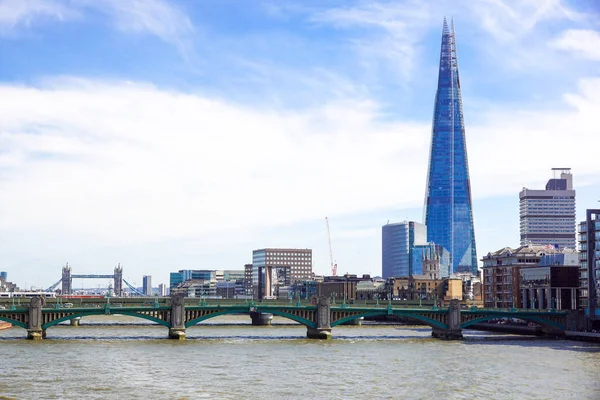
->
[382,221,427,278]
[424,18,478,276]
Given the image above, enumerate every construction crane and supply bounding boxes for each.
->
[325,217,337,276]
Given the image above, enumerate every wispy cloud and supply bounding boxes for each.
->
[0,0,195,56]
[77,0,195,58]
[0,0,79,35]
[550,29,600,61]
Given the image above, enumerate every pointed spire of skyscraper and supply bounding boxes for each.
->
[424,19,477,276]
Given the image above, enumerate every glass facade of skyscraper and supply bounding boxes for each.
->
[424,18,478,276]
[382,221,427,278]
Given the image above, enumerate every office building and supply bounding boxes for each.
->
[578,209,600,328]
[158,283,167,297]
[169,270,216,289]
[519,168,576,249]
[424,18,478,276]
[249,248,312,299]
[142,275,152,296]
[382,221,427,278]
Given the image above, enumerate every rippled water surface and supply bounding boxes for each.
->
[1,315,599,399]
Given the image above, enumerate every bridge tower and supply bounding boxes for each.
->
[114,264,123,296]
[61,264,72,295]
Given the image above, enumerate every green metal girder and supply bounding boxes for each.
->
[0,315,27,329]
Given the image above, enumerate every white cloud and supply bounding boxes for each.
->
[1,77,600,285]
[551,29,600,61]
[0,79,429,248]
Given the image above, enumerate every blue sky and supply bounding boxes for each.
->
[0,0,599,289]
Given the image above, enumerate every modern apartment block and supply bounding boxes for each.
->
[519,168,576,249]
[249,248,313,299]
[578,209,600,326]
[424,18,478,276]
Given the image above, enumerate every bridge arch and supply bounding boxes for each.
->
[184,307,318,328]
[461,315,565,330]
[185,307,251,328]
[0,315,27,329]
[330,310,448,330]
[41,311,171,330]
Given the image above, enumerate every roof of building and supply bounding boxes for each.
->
[482,244,563,260]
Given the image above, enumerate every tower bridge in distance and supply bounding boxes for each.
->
[45,264,144,296]
[0,294,577,340]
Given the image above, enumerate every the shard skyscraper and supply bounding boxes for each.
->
[424,18,478,276]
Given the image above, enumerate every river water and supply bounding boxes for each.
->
[0,315,598,400]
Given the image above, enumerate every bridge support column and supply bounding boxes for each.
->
[169,292,186,340]
[307,296,332,340]
[27,296,45,340]
[431,299,462,340]
[70,317,81,327]
[250,312,273,326]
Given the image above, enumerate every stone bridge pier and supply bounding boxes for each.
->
[169,292,186,340]
[307,297,332,340]
[432,299,463,340]
[27,296,46,340]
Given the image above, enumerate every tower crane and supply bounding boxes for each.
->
[325,217,338,276]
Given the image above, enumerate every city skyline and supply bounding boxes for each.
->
[1,1,600,288]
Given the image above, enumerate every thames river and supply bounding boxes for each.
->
[0,316,598,400]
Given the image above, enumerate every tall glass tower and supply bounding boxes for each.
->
[424,18,478,276]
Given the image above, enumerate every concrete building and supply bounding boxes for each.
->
[250,248,312,299]
[482,245,565,308]
[519,168,576,249]
[158,283,167,297]
[142,275,152,296]
[382,221,427,278]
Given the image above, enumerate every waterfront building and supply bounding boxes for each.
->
[520,263,579,311]
[250,248,312,299]
[169,270,216,289]
[519,168,576,249]
[578,209,600,327]
[482,245,565,308]
[424,18,478,276]
[316,274,373,301]
[382,221,427,278]
[142,275,152,296]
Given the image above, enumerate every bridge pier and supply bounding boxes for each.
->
[27,296,45,340]
[250,312,273,326]
[169,292,186,340]
[307,296,332,340]
[431,299,463,340]
[70,317,81,327]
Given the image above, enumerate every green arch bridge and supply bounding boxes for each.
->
[0,295,577,340]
